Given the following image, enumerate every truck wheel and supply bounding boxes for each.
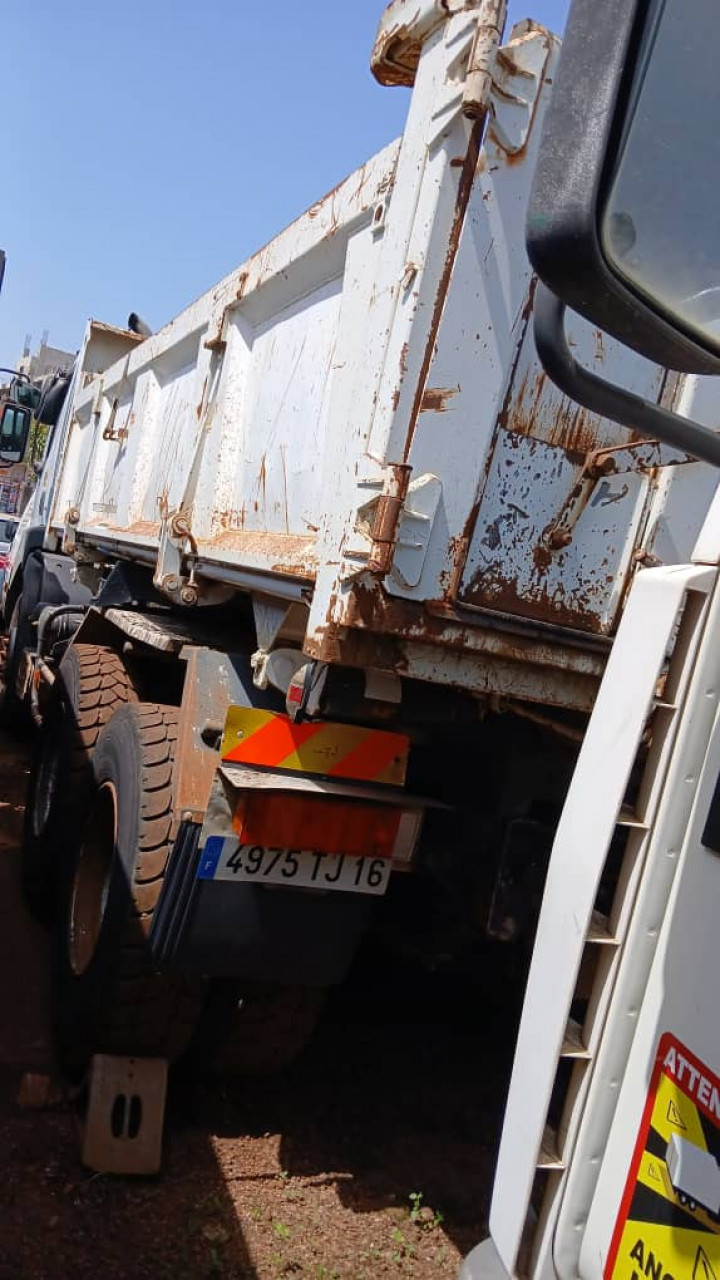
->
[52,702,205,1075]
[0,597,31,729]
[21,645,137,923]
[193,982,326,1077]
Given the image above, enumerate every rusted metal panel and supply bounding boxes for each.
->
[38,7,719,718]
[371,0,487,86]
[173,648,252,828]
[49,140,400,578]
[458,430,651,633]
[454,304,668,632]
[307,18,714,662]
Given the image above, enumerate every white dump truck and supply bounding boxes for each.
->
[3,0,720,1214]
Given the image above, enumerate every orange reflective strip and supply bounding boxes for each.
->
[277,721,359,774]
[234,791,401,858]
[327,729,407,784]
[224,715,324,767]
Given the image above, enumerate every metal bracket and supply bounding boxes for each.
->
[488,23,552,156]
[62,506,81,556]
[102,397,128,442]
[543,437,694,552]
[154,511,201,606]
[391,472,443,587]
[251,645,306,694]
[81,1054,168,1176]
[362,464,413,576]
[351,469,441,584]
[463,0,508,119]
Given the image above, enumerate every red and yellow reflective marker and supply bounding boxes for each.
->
[220,707,409,787]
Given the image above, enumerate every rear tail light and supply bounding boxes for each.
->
[0,554,8,571]
[231,790,422,863]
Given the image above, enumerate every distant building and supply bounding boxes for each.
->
[17,332,74,381]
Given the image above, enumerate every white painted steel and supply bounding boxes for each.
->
[4,321,142,609]
[488,469,720,1277]
[488,562,715,1277]
[483,363,720,1280]
[579,581,720,1276]
[50,138,400,579]
[535,580,718,1280]
[44,9,720,711]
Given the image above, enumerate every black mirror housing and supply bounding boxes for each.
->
[526,0,720,375]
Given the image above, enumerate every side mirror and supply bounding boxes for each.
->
[526,0,720,465]
[13,381,41,412]
[35,372,71,428]
[0,403,30,465]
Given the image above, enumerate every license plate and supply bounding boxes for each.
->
[197,835,391,895]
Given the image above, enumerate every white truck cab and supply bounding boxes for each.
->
[466,0,720,1275]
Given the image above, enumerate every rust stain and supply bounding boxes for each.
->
[367,463,412,576]
[195,374,208,420]
[308,174,347,221]
[462,562,604,635]
[533,544,552,573]
[101,518,160,538]
[258,455,267,504]
[506,372,600,461]
[270,562,314,578]
[199,529,316,578]
[501,141,530,168]
[207,529,314,556]
[403,114,488,463]
[371,28,423,88]
[439,499,481,601]
[545,403,598,459]
[495,47,522,77]
[420,385,459,414]
[319,577,608,664]
[173,650,232,821]
[496,278,539,433]
[305,577,605,710]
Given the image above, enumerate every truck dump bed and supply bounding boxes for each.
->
[48,3,717,712]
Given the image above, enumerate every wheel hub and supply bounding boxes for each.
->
[68,782,118,976]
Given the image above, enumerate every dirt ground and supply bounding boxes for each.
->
[0,730,518,1280]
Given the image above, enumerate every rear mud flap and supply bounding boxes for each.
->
[150,818,376,987]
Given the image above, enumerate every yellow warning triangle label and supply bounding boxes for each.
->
[694,1245,718,1280]
[647,1161,661,1182]
[667,1099,688,1130]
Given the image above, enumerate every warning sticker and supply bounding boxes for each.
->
[606,1034,720,1280]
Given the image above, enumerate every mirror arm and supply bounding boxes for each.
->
[534,282,720,470]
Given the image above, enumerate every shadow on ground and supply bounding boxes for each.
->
[0,731,256,1280]
[0,728,522,1278]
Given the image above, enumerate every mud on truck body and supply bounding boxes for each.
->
[5,0,718,1096]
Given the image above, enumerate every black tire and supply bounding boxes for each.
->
[192,981,325,1078]
[0,597,31,729]
[52,702,205,1076]
[21,644,137,923]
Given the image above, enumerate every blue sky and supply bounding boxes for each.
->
[2,0,569,367]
